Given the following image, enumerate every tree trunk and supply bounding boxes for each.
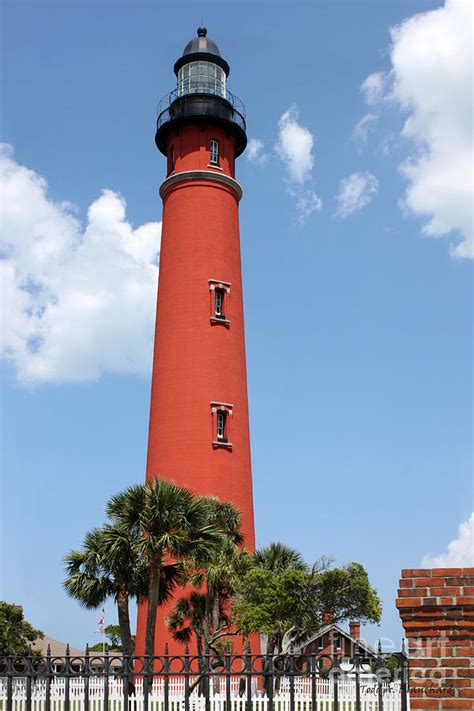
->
[203,589,212,646]
[272,636,283,693]
[116,587,135,693]
[117,588,134,657]
[238,637,250,696]
[196,634,206,696]
[196,633,204,667]
[211,596,220,641]
[145,554,162,657]
[210,595,221,693]
[263,639,276,697]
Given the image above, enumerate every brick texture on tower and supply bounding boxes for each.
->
[396,567,474,710]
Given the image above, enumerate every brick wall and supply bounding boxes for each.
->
[396,567,474,710]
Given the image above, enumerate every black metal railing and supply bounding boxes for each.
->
[156,87,247,135]
[0,643,409,711]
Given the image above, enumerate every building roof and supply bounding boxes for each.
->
[295,622,377,657]
[33,635,123,669]
[33,635,84,657]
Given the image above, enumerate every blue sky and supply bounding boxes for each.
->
[1,0,472,651]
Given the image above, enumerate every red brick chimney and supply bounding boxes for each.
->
[322,611,334,625]
[349,621,361,640]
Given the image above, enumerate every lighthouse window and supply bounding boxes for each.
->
[216,411,227,441]
[210,139,220,166]
[214,289,224,318]
[177,61,226,98]
[169,145,175,173]
[209,280,231,324]
[211,401,233,448]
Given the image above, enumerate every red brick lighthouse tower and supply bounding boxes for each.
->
[135,28,256,656]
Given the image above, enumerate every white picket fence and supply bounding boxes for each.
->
[0,678,407,711]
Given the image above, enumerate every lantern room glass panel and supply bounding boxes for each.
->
[178,61,226,97]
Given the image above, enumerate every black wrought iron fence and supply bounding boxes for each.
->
[0,644,409,711]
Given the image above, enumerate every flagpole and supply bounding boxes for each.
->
[102,608,106,655]
[95,608,106,656]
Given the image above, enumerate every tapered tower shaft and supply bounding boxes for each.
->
[135,28,256,656]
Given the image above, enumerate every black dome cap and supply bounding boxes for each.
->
[174,27,230,77]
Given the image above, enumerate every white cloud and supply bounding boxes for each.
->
[276,105,314,184]
[363,0,473,258]
[353,112,379,147]
[246,138,267,164]
[294,191,323,225]
[335,171,379,218]
[0,144,161,385]
[422,513,474,568]
[361,72,388,106]
[275,105,322,222]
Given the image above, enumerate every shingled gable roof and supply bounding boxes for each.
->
[294,622,377,657]
[33,635,84,657]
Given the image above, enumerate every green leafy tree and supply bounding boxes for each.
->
[316,562,383,625]
[240,542,312,656]
[371,653,409,683]
[90,624,123,651]
[104,625,122,649]
[234,556,381,655]
[234,567,313,655]
[0,602,43,655]
[104,624,122,648]
[107,479,221,657]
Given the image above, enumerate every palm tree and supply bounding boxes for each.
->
[64,523,181,659]
[63,524,146,659]
[106,479,221,658]
[187,498,251,650]
[167,592,207,657]
[171,499,250,694]
[254,542,307,574]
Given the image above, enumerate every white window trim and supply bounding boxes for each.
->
[211,402,233,449]
[209,280,231,325]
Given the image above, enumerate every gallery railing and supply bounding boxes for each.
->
[156,87,247,136]
[0,643,409,711]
